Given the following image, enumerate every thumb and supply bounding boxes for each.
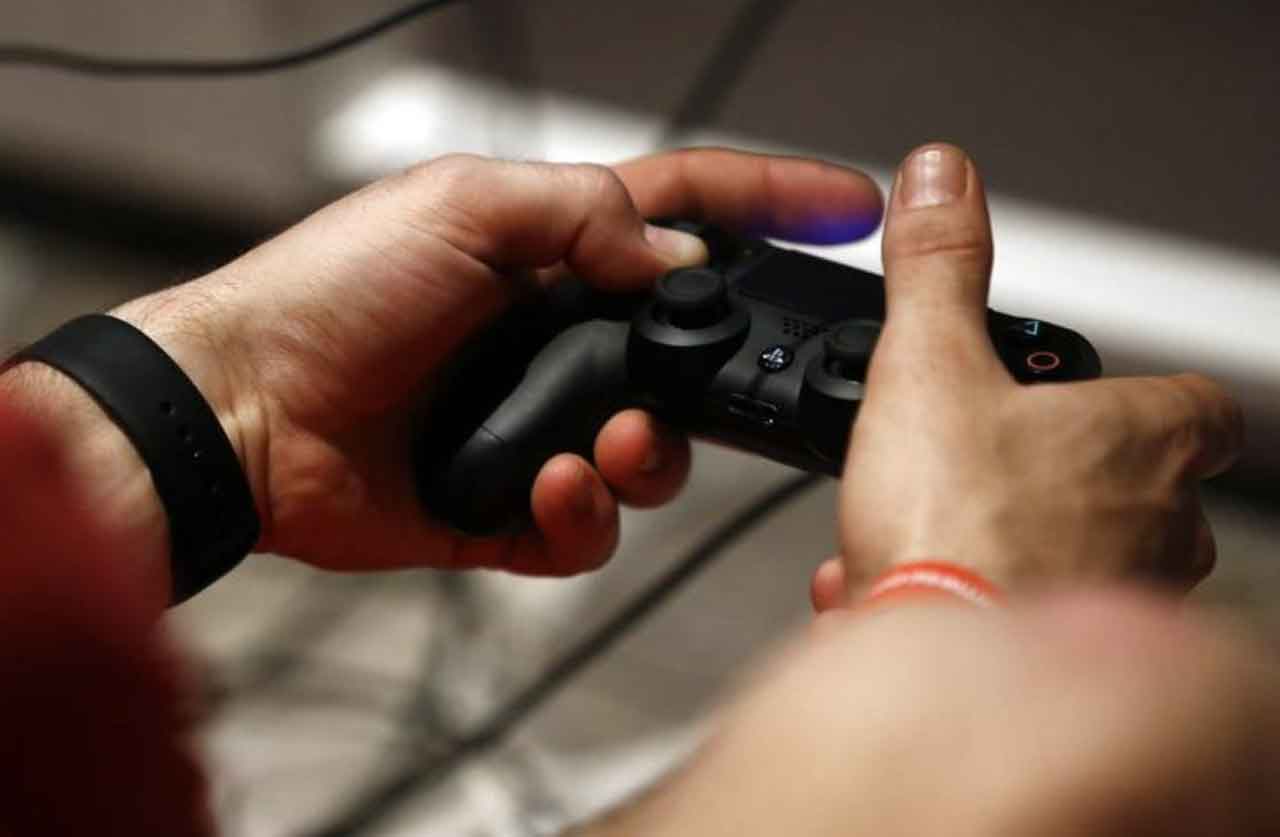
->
[873,144,1006,386]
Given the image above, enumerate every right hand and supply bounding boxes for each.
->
[818,143,1244,606]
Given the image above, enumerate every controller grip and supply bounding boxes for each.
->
[415,319,632,535]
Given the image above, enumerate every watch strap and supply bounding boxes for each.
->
[16,314,259,603]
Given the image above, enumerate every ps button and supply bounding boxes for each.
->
[758,345,795,373]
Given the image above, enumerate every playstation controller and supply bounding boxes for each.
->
[415,222,1101,535]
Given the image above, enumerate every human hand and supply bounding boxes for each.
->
[106,149,883,577]
[812,143,1243,608]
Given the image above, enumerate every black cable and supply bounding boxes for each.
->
[658,0,800,147]
[0,0,464,78]
[304,472,824,837]
[199,574,386,714]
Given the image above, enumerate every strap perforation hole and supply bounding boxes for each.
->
[159,400,176,416]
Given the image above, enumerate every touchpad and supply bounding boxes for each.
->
[736,249,886,322]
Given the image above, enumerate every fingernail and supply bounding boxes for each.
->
[645,224,708,265]
[900,146,968,209]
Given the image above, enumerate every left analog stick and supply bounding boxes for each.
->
[655,268,729,329]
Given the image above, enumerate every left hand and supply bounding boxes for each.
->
[103,149,884,578]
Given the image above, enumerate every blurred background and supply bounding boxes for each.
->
[1,1,1277,834]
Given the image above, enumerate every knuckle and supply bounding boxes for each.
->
[399,153,488,196]
[1150,384,1210,464]
[1181,373,1244,431]
[668,148,709,216]
[403,152,473,181]
[886,216,992,270]
[759,154,785,196]
[674,144,732,158]
[668,145,727,175]
[1125,373,1244,478]
[566,162,628,203]
[1168,373,1245,446]
[1168,371,1220,402]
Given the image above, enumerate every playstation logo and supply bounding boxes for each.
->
[757,345,794,373]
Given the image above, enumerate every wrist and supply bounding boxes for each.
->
[111,288,271,542]
[0,289,269,600]
[0,362,171,599]
[842,525,1033,600]
[858,560,1003,609]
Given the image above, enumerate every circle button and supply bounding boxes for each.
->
[1026,350,1063,373]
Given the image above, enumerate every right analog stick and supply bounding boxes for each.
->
[824,321,881,381]
[655,268,730,329]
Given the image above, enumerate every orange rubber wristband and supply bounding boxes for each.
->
[860,561,1003,609]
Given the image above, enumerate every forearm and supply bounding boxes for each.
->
[0,358,218,835]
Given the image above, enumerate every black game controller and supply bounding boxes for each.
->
[415,222,1102,535]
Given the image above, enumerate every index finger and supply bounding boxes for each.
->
[612,147,884,244]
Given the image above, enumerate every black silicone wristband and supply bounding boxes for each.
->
[16,314,260,603]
